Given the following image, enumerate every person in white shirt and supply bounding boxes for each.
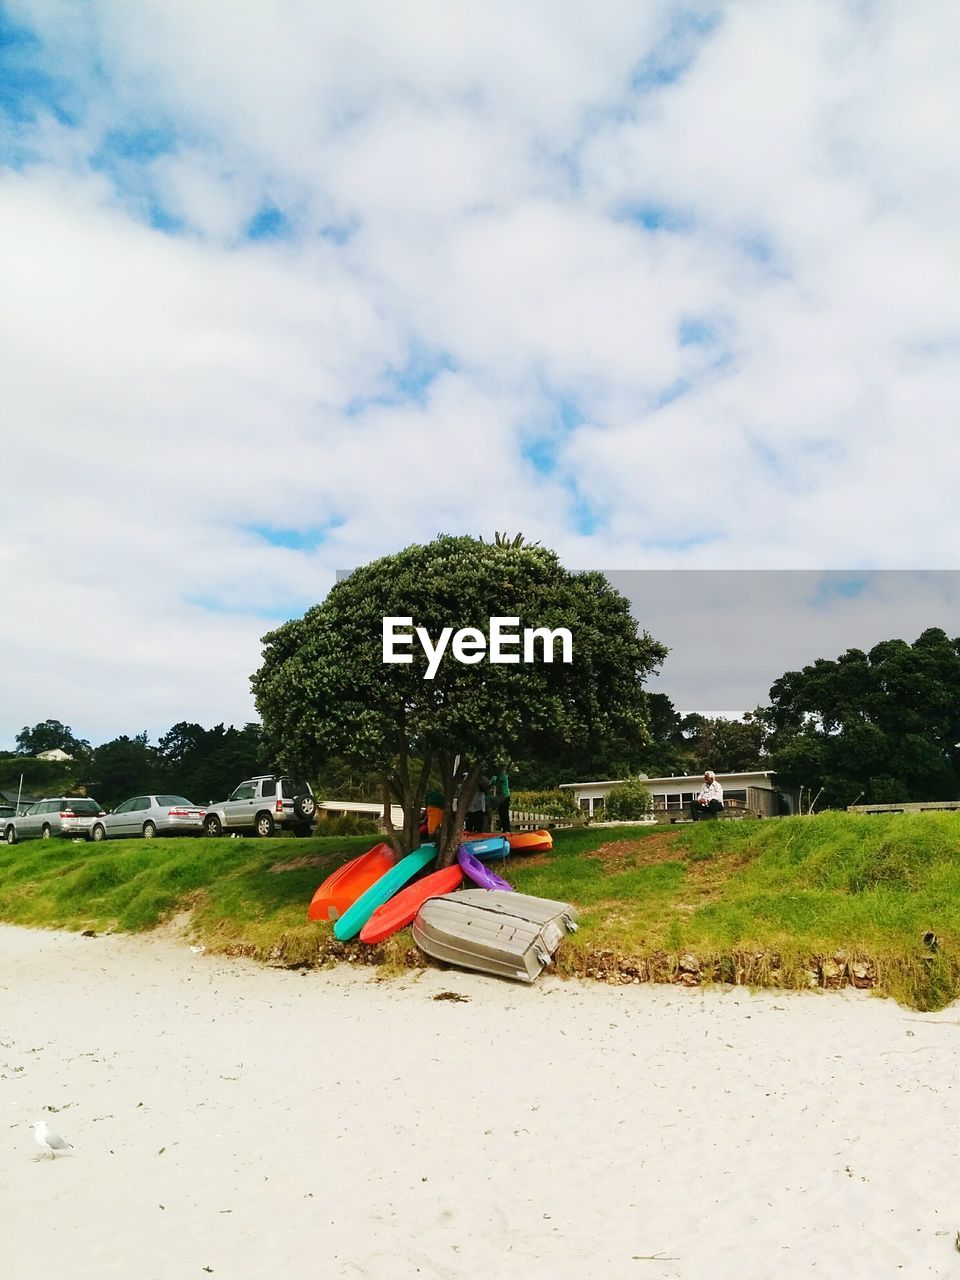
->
[691,771,724,820]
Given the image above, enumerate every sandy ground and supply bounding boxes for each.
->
[2,925,959,1280]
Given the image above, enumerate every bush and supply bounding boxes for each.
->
[511,789,579,819]
[312,813,379,837]
[604,777,653,821]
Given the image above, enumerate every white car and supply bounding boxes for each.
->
[90,794,206,841]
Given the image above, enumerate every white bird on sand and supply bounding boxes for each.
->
[33,1120,73,1159]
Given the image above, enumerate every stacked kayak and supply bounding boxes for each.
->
[464,830,552,854]
[360,865,463,944]
[308,833,575,979]
[464,836,510,861]
[308,843,396,922]
[334,845,437,941]
[457,843,513,892]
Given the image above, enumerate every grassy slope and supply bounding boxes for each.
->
[1,812,958,1007]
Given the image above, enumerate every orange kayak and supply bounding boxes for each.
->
[359,865,463,944]
[507,830,552,854]
[308,843,396,922]
[464,830,553,854]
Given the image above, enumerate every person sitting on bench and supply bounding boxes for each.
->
[691,771,724,820]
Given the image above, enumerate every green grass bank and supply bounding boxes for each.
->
[2,810,959,1009]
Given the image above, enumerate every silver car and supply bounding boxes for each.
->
[3,796,105,844]
[90,795,206,842]
[203,775,316,838]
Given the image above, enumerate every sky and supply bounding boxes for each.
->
[1,1,958,748]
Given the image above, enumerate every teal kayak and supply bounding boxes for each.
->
[333,845,437,941]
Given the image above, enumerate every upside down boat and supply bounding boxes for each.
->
[412,889,579,983]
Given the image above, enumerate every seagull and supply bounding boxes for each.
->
[33,1120,73,1159]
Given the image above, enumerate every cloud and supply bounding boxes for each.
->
[0,1,957,745]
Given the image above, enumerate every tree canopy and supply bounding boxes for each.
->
[252,535,667,862]
[764,627,960,806]
[15,719,90,757]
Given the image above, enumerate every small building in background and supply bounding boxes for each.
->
[318,799,405,829]
[35,748,74,762]
[559,771,799,819]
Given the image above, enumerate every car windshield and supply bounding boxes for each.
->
[155,795,197,807]
[281,777,310,795]
[61,799,101,814]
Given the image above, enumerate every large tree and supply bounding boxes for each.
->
[764,627,960,806]
[252,535,667,864]
[15,719,90,757]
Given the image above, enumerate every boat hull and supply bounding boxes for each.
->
[307,843,396,922]
[359,865,463,944]
[412,890,579,983]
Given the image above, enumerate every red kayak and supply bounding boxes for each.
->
[308,843,396,922]
[359,865,463,944]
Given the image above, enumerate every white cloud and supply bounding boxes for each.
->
[1,0,958,745]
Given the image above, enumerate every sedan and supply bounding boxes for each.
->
[90,795,206,841]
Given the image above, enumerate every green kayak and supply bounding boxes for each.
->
[333,844,437,941]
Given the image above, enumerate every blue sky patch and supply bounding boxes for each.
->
[346,344,458,415]
[245,518,344,551]
[0,10,76,127]
[618,202,693,233]
[630,9,722,92]
[246,202,291,240]
[187,594,309,622]
[808,574,872,609]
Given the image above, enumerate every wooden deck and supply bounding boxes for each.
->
[847,800,960,815]
[652,799,757,824]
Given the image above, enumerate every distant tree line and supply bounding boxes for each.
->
[9,626,958,815]
[1,720,269,810]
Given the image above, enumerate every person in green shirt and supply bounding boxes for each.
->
[489,765,511,833]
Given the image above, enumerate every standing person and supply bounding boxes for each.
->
[691,771,724,820]
[464,777,487,834]
[490,764,511,833]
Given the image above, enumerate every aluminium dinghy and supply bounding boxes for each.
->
[412,889,579,983]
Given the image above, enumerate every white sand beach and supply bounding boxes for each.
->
[2,924,958,1280]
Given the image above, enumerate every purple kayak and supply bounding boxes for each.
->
[457,844,514,892]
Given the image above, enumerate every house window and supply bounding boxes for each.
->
[579,799,591,813]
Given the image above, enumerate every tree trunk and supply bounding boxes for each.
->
[380,753,432,857]
[435,759,483,868]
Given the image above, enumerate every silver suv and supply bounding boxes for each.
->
[202,775,317,839]
[3,796,105,844]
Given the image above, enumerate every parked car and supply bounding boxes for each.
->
[202,775,316,838]
[90,795,206,842]
[3,796,105,844]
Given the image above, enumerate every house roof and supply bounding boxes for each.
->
[560,771,777,789]
[0,790,40,805]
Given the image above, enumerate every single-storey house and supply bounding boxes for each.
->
[319,799,405,829]
[559,771,799,819]
[0,789,40,815]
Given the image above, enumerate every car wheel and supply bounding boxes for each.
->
[203,815,222,838]
[254,812,275,838]
[293,825,312,839]
[41,826,52,839]
[92,824,106,843]
[293,794,316,821]
[142,821,157,839]
[4,827,16,846]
